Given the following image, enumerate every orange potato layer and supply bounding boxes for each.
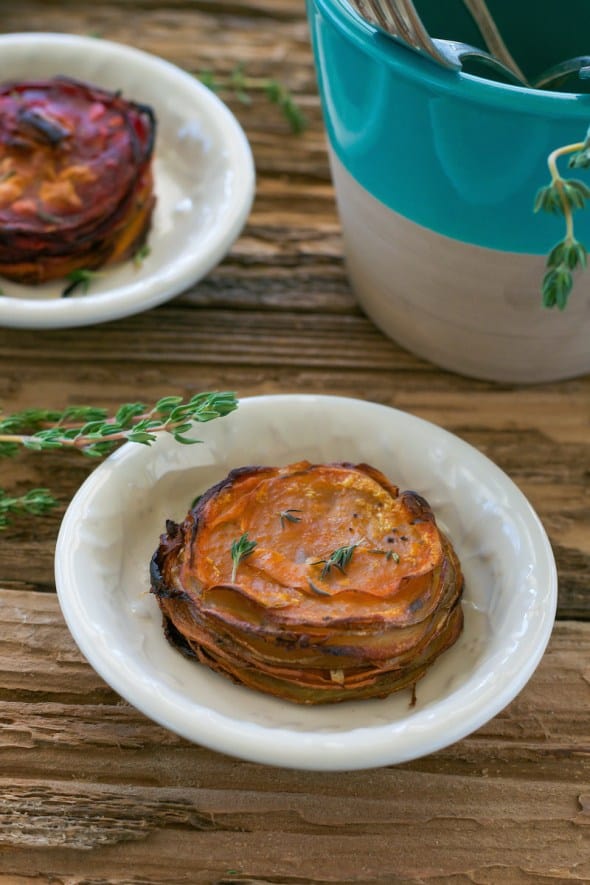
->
[150,461,464,704]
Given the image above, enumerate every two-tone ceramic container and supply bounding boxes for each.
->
[307,0,590,382]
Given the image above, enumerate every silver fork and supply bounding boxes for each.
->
[348,0,528,85]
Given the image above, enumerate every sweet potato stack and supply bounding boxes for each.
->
[0,76,156,284]
[150,461,464,704]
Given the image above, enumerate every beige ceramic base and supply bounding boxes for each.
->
[330,151,590,383]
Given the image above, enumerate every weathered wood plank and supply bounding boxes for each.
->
[0,778,588,881]
[0,590,588,882]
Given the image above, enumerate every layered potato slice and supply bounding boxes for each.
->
[150,461,464,704]
[0,76,156,284]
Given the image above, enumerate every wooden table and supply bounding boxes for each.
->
[1,2,588,882]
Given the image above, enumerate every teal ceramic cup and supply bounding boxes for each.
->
[306,0,590,382]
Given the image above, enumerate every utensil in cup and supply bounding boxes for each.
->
[347,0,528,84]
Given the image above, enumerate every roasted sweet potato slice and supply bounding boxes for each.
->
[151,461,464,704]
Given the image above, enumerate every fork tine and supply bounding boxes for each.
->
[395,0,440,56]
[348,0,379,27]
[368,0,412,41]
[351,0,459,70]
[371,0,438,60]
[363,0,393,32]
[386,0,457,67]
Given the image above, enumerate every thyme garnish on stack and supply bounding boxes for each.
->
[313,543,358,580]
[307,543,358,596]
[61,242,152,297]
[535,128,590,308]
[61,268,102,298]
[311,540,402,585]
[230,532,258,582]
[0,392,238,529]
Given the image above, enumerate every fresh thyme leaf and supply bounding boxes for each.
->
[230,532,257,582]
[548,238,587,271]
[279,508,303,527]
[153,395,185,415]
[229,64,252,105]
[542,264,574,309]
[569,147,590,169]
[562,179,590,209]
[534,183,564,215]
[133,243,151,268]
[62,268,101,298]
[199,69,220,91]
[113,402,146,427]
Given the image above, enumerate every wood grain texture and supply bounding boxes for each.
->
[0,590,589,882]
[0,1,589,882]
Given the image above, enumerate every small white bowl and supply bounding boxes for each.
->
[55,395,557,771]
[0,33,255,329]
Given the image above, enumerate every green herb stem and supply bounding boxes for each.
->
[547,141,585,241]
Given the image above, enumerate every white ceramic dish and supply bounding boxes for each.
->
[55,395,557,771]
[0,32,255,329]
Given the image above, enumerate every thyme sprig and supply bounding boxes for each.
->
[0,392,238,528]
[535,129,590,308]
[0,392,237,457]
[0,488,57,529]
[198,65,307,134]
[230,532,258,582]
[313,543,358,580]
